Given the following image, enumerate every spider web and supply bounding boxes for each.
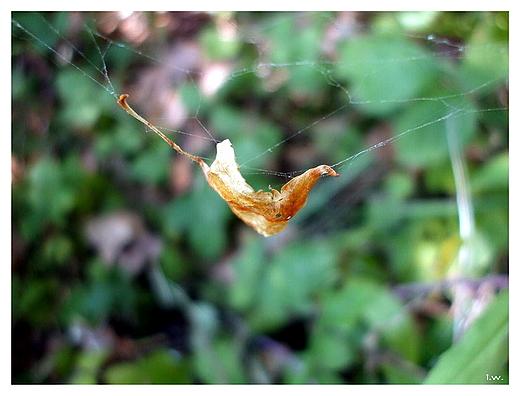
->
[12,11,509,235]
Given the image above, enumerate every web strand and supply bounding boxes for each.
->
[12,17,117,97]
[12,12,508,181]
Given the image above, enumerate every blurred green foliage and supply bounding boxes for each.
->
[424,289,508,384]
[12,11,508,384]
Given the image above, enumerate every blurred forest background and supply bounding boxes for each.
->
[12,11,508,384]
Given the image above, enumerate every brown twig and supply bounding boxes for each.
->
[117,94,207,168]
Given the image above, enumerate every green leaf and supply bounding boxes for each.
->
[336,34,439,115]
[104,349,190,384]
[210,105,245,140]
[21,157,77,241]
[163,178,232,260]
[131,143,170,184]
[179,81,204,114]
[56,68,108,129]
[364,284,421,363]
[209,106,282,168]
[309,330,357,370]
[459,14,508,93]
[229,238,266,310]
[62,263,137,325]
[380,359,424,384]
[192,335,247,384]
[472,153,509,194]
[16,277,61,327]
[42,234,73,266]
[319,277,421,362]
[229,238,340,331]
[200,22,241,60]
[12,12,70,56]
[424,290,508,384]
[265,13,326,64]
[393,94,477,167]
[70,349,109,384]
[246,239,339,331]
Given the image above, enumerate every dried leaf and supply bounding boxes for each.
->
[205,139,338,235]
[118,94,338,236]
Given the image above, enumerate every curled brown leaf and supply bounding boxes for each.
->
[118,94,338,236]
